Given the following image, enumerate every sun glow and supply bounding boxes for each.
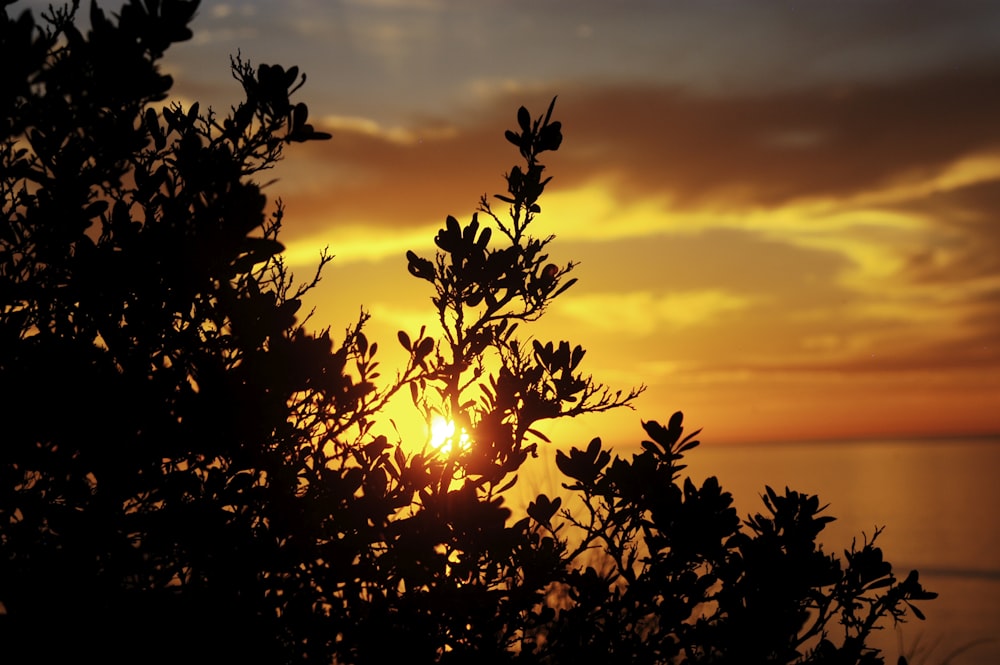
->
[428,415,471,454]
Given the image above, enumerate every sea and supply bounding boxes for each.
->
[512,436,1000,665]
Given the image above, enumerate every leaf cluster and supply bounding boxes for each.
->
[0,2,370,660]
[531,415,936,664]
[401,99,639,490]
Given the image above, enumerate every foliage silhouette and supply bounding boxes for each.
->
[1,1,935,663]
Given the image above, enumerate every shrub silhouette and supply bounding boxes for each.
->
[1,1,934,663]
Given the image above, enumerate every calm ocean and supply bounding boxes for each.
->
[514,437,1000,665]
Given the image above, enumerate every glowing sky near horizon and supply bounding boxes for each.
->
[19,0,1000,443]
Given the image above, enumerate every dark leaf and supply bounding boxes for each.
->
[517,105,531,133]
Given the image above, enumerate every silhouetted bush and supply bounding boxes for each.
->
[0,1,934,663]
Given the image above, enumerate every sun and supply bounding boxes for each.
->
[428,415,471,454]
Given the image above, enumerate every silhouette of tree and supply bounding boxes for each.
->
[1,1,934,663]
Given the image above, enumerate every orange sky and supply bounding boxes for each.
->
[48,0,1000,444]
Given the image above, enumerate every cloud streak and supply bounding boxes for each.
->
[555,289,757,336]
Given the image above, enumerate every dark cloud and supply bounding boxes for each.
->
[275,114,517,238]
[158,0,1000,124]
[895,179,1000,284]
[551,64,1000,209]
[273,61,1000,241]
[745,333,1000,376]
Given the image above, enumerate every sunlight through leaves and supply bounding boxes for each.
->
[428,415,471,454]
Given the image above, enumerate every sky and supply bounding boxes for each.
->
[27,0,1000,444]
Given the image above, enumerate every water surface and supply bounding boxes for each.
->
[515,437,1000,664]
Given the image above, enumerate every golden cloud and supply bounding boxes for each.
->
[555,289,756,336]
